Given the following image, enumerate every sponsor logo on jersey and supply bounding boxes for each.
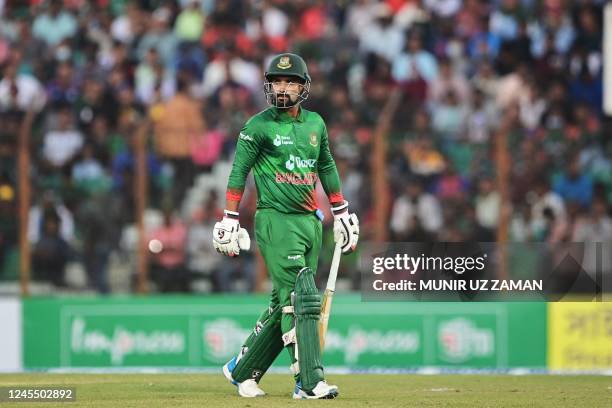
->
[287,254,302,260]
[239,132,253,141]
[273,134,293,146]
[285,154,317,171]
[275,171,318,186]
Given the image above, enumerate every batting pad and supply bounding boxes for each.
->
[294,267,324,391]
[231,305,284,383]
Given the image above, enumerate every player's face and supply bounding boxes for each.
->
[270,76,304,106]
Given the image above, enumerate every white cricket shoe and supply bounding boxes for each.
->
[237,379,266,398]
[223,357,266,398]
[292,380,339,399]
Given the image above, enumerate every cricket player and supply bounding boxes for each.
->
[213,53,359,399]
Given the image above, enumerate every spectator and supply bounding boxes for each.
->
[137,7,178,70]
[110,2,143,45]
[495,63,531,110]
[261,1,290,40]
[41,107,83,170]
[433,160,469,201]
[28,190,74,245]
[392,32,438,84]
[465,90,496,144]
[148,207,189,292]
[394,0,430,32]
[0,59,46,112]
[344,0,378,39]
[431,90,469,140]
[571,198,612,277]
[510,202,534,242]
[32,0,77,47]
[428,57,471,106]
[553,156,593,209]
[530,177,566,225]
[111,131,162,214]
[518,80,547,131]
[423,0,461,19]
[32,213,72,287]
[76,190,123,293]
[474,178,501,241]
[46,61,79,107]
[201,46,261,97]
[471,61,500,102]
[488,0,525,41]
[527,4,575,58]
[174,1,205,43]
[572,197,612,243]
[71,143,108,194]
[152,76,205,203]
[390,179,442,240]
[402,135,446,181]
[358,3,404,63]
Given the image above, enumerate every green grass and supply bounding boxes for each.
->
[0,374,610,407]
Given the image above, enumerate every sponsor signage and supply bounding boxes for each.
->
[548,303,612,369]
[23,296,546,369]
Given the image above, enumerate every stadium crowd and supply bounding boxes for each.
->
[0,0,609,293]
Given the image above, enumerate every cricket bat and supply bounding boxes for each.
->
[319,242,342,351]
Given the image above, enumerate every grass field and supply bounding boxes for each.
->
[0,373,610,407]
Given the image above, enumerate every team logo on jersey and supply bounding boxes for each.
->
[277,56,292,69]
[309,133,318,146]
[285,154,317,171]
[274,134,293,147]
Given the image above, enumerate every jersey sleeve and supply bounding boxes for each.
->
[226,120,263,202]
[317,120,344,205]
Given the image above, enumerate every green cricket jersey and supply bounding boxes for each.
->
[227,106,343,214]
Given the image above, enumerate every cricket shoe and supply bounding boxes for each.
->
[292,380,339,399]
[223,357,266,398]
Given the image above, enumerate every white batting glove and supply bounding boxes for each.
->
[331,201,359,254]
[213,210,250,257]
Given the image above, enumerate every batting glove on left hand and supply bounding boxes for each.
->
[331,201,359,254]
[213,210,251,257]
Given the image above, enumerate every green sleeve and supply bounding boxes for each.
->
[317,122,344,204]
[227,121,262,200]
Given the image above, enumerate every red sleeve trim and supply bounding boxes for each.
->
[226,189,243,202]
[328,192,344,205]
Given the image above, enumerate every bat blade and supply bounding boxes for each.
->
[319,243,342,351]
[319,288,334,350]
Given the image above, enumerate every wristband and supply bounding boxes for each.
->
[224,209,240,219]
[331,201,348,215]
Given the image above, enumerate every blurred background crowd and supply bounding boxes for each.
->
[0,0,609,294]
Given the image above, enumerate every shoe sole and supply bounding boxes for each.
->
[292,389,339,400]
[238,389,266,398]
